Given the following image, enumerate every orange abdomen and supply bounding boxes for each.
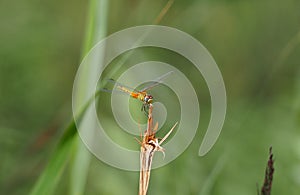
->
[130,92,139,99]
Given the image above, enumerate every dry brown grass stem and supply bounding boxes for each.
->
[138,104,177,195]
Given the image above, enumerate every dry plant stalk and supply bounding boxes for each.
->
[260,147,275,195]
[138,103,177,195]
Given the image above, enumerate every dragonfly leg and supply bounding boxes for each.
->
[143,104,150,116]
[141,103,149,116]
[141,104,145,112]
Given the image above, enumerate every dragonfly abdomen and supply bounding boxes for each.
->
[116,85,140,99]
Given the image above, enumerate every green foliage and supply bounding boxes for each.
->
[29,121,76,195]
[1,0,300,194]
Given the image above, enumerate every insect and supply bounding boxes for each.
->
[101,71,173,113]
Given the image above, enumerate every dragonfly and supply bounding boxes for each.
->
[101,71,173,113]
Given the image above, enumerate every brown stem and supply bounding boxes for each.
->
[138,104,177,195]
[260,147,275,195]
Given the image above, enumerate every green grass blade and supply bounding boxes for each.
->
[29,121,77,195]
[70,0,110,194]
[29,1,173,194]
[29,88,100,195]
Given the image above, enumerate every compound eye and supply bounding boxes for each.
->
[147,96,153,103]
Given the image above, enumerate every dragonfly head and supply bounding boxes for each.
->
[144,94,153,104]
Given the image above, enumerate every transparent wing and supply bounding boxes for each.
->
[100,79,138,95]
[139,71,174,92]
[100,88,128,95]
[106,79,138,91]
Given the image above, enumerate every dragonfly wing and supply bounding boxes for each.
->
[100,87,132,95]
[139,71,174,92]
[105,78,138,92]
[100,78,139,96]
[100,88,118,93]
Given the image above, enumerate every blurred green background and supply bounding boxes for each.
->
[1,0,300,194]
